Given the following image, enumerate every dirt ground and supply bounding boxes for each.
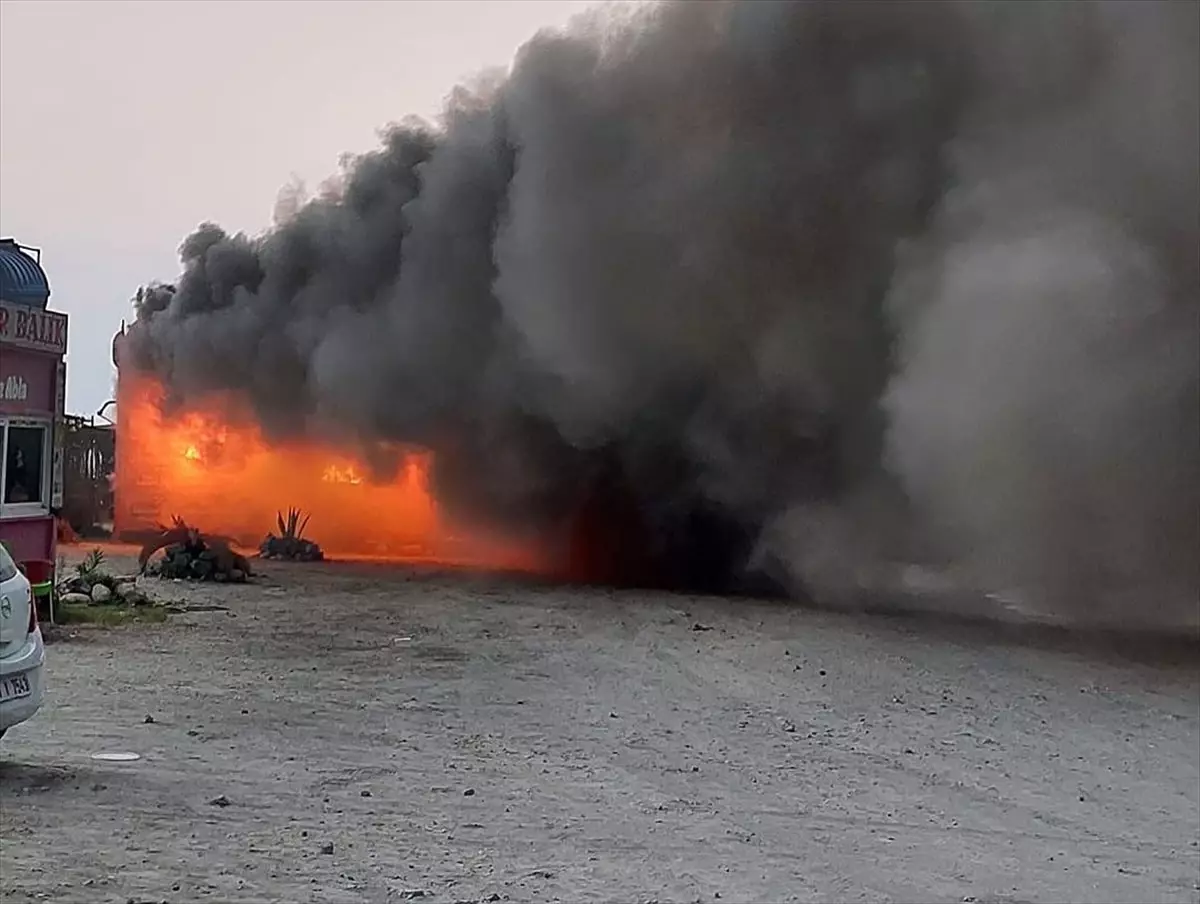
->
[1,549,1197,904]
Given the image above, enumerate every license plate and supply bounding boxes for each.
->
[0,673,32,703]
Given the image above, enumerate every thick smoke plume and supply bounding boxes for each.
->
[125,0,1199,627]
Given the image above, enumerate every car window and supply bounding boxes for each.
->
[0,542,17,582]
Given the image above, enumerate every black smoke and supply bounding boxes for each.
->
[124,0,1199,626]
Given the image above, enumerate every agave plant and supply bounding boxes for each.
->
[276,507,311,542]
[138,515,198,572]
[260,508,323,561]
[139,514,252,577]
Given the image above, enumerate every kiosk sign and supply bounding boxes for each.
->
[0,300,68,355]
[1,374,29,401]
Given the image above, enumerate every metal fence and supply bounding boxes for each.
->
[60,414,115,537]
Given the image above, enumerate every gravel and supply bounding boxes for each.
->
[1,549,1197,903]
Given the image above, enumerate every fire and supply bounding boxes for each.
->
[321,464,363,486]
[113,374,541,569]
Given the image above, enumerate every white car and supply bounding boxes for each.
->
[0,543,46,738]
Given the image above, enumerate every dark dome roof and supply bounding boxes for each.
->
[0,239,51,307]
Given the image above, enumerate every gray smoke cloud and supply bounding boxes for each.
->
[125,0,1199,628]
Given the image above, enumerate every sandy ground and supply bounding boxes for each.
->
[1,549,1197,904]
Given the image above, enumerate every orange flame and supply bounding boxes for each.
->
[321,464,363,486]
[114,373,541,569]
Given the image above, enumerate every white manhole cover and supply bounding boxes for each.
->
[91,752,141,762]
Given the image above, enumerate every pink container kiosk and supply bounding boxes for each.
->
[0,239,68,569]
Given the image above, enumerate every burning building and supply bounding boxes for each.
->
[114,1,1198,621]
[111,327,540,570]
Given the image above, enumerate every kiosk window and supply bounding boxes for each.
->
[1,424,47,506]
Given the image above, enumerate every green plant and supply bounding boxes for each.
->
[138,516,252,578]
[75,547,105,579]
[138,515,199,572]
[276,507,311,541]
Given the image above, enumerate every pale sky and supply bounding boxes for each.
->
[0,0,598,414]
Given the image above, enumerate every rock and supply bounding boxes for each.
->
[143,714,155,724]
[61,592,91,606]
[58,576,88,595]
[463,788,476,797]
[90,584,112,603]
[208,794,231,807]
[118,584,148,605]
[319,842,335,855]
[229,569,246,583]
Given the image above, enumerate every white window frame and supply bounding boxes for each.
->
[0,416,53,520]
